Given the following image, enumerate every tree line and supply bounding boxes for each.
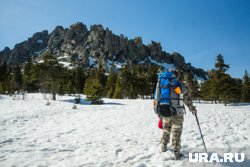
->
[0,52,158,103]
[189,54,250,105]
[0,52,249,105]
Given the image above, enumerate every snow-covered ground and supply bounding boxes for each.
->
[0,94,249,167]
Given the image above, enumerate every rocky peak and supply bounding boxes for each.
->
[0,30,49,65]
[48,26,65,51]
[147,41,163,61]
[67,22,88,44]
[2,47,11,53]
[171,52,186,67]
[0,22,207,79]
[70,22,87,32]
[90,24,105,32]
[0,47,11,62]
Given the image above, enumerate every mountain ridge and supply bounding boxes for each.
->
[0,22,207,79]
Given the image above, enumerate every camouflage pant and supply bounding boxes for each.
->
[161,114,184,152]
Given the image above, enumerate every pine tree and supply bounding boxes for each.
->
[137,73,147,99]
[119,66,129,98]
[96,60,106,86]
[95,60,106,96]
[200,79,213,101]
[58,82,67,96]
[23,57,39,92]
[84,77,103,104]
[200,54,245,105]
[128,67,140,99]
[74,66,85,93]
[0,61,8,82]
[0,61,9,93]
[147,65,158,99]
[113,76,123,99]
[106,62,117,98]
[208,70,219,103]
[219,74,233,105]
[38,52,65,100]
[210,54,230,104]
[65,69,77,95]
[133,64,154,99]
[230,78,242,103]
[185,71,200,100]
[128,84,138,99]
[11,65,23,93]
[241,70,250,102]
[215,54,230,73]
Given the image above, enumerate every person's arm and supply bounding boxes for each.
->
[183,82,197,115]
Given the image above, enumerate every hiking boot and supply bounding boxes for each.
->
[173,151,183,160]
[161,144,167,152]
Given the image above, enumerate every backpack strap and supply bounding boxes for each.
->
[159,85,175,88]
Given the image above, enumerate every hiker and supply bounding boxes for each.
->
[154,70,197,160]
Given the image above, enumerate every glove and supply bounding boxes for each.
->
[158,118,163,129]
[189,106,197,116]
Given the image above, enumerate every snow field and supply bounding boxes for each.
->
[0,94,249,167]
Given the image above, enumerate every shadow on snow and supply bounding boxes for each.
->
[60,99,125,106]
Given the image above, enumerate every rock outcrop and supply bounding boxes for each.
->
[0,22,207,79]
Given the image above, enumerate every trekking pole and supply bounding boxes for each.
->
[194,113,207,153]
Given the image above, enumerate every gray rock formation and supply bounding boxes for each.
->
[0,22,207,79]
[0,30,49,65]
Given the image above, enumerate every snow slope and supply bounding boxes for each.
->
[0,94,249,167]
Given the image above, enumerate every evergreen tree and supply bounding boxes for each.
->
[210,55,230,103]
[96,60,106,86]
[128,67,139,99]
[0,61,8,82]
[215,54,230,73]
[147,65,158,99]
[200,79,213,101]
[119,65,131,98]
[137,73,147,99]
[38,52,66,100]
[230,78,242,103]
[207,54,243,105]
[0,61,9,93]
[134,64,154,99]
[200,55,245,105]
[74,66,85,93]
[84,77,103,104]
[185,71,200,100]
[57,82,66,96]
[11,65,23,93]
[95,60,106,96]
[113,76,123,99]
[106,62,117,98]
[23,57,39,92]
[208,70,220,103]
[128,85,135,99]
[66,79,77,95]
[241,70,250,102]
[219,75,242,105]
[65,69,77,95]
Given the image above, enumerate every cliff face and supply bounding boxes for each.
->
[1,30,49,65]
[0,22,206,78]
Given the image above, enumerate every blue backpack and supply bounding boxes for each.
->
[154,71,182,117]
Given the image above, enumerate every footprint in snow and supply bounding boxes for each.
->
[123,155,136,163]
[58,148,75,152]
[0,138,13,144]
[115,148,123,158]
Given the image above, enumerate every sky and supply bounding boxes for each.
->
[0,0,249,78]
